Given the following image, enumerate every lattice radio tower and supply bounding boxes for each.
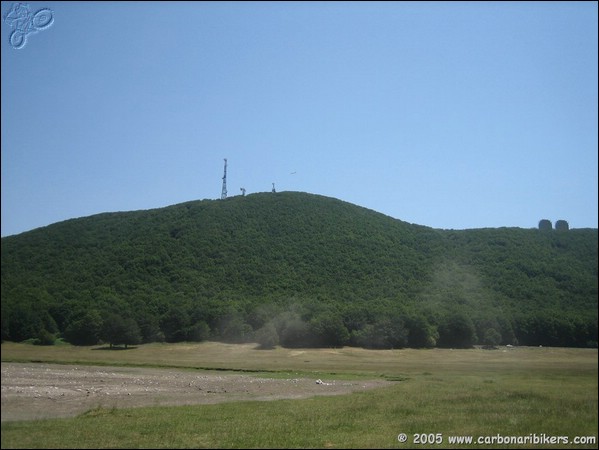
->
[221,158,228,200]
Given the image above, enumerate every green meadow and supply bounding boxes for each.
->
[1,342,597,449]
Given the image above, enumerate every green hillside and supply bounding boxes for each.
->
[1,192,597,348]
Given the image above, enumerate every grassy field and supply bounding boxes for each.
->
[1,342,597,448]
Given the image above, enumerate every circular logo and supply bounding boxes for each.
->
[397,433,408,443]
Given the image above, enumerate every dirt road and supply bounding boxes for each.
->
[1,362,390,422]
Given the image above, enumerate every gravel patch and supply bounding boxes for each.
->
[1,362,390,422]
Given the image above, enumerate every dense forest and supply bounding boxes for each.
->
[1,192,597,349]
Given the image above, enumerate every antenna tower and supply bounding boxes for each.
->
[221,158,228,200]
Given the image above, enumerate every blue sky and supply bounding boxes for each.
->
[2,2,597,237]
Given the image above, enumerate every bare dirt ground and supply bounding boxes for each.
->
[1,362,391,422]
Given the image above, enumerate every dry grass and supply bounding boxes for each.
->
[2,341,596,377]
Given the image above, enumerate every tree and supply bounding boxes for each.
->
[309,313,350,347]
[5,304,43,342]
[381,316,408,349]
[437,311,477,348]
[137,312,164,343]
[483,328,502,347]
[0,308,8,343]
[352,324,385,349]
[100,313,141,348]
[64,310,103,345]
[35,329,56,346]
[538,219,552,231]
[406,315,438,348]
[555,220,569,231]
[218,313,253,343]
[186,320,210,342]
[352,316,408,349]
[160,307,189,343]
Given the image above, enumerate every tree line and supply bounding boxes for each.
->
[1,192,597,349]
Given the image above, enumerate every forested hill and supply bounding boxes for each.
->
[1,192,597,348]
